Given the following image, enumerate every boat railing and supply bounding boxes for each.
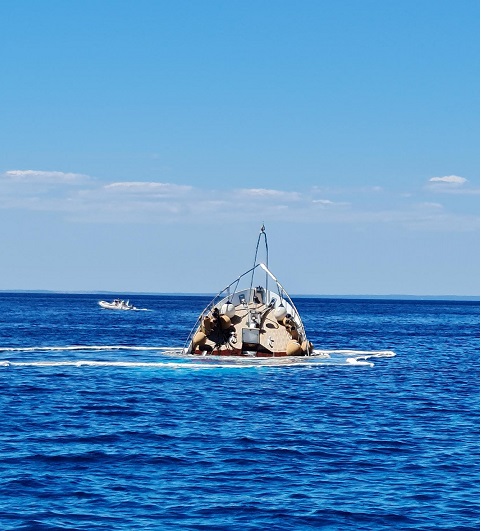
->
[259,263,307,342]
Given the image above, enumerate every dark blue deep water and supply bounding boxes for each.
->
[0,293,478,530]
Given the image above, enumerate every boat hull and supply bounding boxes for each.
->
[98,301,135,311]
[186,285,313,357]
[184,229,313,357]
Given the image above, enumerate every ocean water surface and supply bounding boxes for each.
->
[0,293,478,530]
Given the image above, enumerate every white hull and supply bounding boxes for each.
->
[98,300,137,311]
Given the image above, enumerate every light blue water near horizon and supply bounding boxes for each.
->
[0,293,478,530]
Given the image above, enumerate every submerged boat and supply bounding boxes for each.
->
[98,299,137,311]
[185,226,313,357]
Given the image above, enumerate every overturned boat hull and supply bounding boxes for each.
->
[185,228,313,357]
[186,262,313,358]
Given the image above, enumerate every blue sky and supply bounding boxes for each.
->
[1,0,479,296]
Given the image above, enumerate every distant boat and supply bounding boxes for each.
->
[184,226,313,357]
[98,299,137,311]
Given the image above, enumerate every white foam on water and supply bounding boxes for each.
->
[0,345,172,353]
[0,360,242,370]
[0,359,323,370]
[0,345,395,369]
[313,349,396,367]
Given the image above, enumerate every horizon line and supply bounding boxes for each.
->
[0,289,478,301]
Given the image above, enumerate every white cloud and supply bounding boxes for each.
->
[3,169,90,184]
[312,199,350,207]
[236,188,301,201]
[429,175,467,184]
[312,199,335,205]
[426,175,478,195]
[104,182,192,195]
[417,202,443,209]
[0,171,477,231]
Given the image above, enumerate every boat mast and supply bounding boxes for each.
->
[249,224,269,295]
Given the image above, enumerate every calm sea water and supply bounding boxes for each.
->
[0,293,478,530]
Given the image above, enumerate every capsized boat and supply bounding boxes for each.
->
[185,226,313,357]
[98,299,137,311]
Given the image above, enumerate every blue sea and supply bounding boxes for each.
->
[0,293,479,530]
